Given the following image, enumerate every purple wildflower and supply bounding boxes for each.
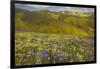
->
[40,51,48,58]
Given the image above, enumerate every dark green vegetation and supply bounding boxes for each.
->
[15,8,95,65]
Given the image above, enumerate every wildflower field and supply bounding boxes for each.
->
[15,3,95,66]
[15,32,94,65]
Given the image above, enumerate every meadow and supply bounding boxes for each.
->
[15,32,94,65]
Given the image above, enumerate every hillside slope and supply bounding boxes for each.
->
[15,8,94,37]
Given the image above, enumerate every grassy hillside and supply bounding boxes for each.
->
[15,9,94,37]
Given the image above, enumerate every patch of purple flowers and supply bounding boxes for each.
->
[40,51,48,58]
